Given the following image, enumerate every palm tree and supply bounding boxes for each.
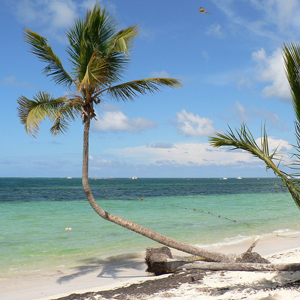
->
[17,4,230,262]
[209,42,300,210]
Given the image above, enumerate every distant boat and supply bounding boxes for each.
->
[67,177,72,179]
[131,177,138,180]
[237,176,242,180]
[222,177,228,180]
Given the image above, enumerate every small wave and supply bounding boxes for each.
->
[195,235,254,249]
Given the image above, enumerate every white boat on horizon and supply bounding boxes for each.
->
[131,177,138,180]
[222,177,228,180]
[237,176,242,180]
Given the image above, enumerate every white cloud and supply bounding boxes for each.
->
[225,102,287,130]
[250,0,299,32]
[252,48,290,101]
[105,142,251,166]
[103,137,292,168]
[147,142,175,149]
[232,101,250,123]
[212,0,300,41]
[0,75,32,88]
[206,24,225,38]
[92,107,157,132]
[256,110,287,131]
[80,0,98,10]
[237,77,252,89]
[150,70,170,78]
[13,0,78,43]
[49,1,77,28]
[175,109,215,137]
[15,0,76,27]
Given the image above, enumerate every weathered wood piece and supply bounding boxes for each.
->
[146,247,174,275]
[145,243,279,275]
[177,261,300,272]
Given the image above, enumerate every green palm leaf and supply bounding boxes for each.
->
[50,99,82,135]
[283,43,300,125]
[210,124,300,209]
[105,78,183,102]
[108,25,139,56]
[24,29,74,87]
[17,92,80,137]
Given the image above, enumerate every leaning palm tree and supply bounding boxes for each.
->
[210,42,300,210]
[17,4,231,262]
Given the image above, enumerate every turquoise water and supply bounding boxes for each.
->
[1,177,299,276]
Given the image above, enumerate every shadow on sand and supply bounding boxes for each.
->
[56,253,147,284]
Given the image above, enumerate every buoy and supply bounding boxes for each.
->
[140,198,143,200]
[234,220,236,222]
[218,215,221,217]
[185,207,187,209]
[208,212,210,214]
[193,208,196,211]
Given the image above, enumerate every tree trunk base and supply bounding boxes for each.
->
[145,246,274,275]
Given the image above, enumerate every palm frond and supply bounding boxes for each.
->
[17,91,80,137]
[67,3,117,81]
[108,25,139,56]
[50,100,82,135]
[24,29,74,87]
[209,124,300,209]
[105,78,182,102]
[283,43,300,124]
[76,50,112,92]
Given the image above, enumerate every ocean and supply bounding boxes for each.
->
[1,177,299,277]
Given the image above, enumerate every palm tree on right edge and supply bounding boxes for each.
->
[210,43,300,210]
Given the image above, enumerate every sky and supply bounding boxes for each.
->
[1,0,300,178]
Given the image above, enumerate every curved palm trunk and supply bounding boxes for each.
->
[82,119,230,262]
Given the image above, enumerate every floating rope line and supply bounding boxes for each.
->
[138,197,249,226]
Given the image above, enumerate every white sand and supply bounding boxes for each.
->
[2,233,300,300]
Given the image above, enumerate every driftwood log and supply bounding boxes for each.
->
[177,261,300,272]
[145,241,300,275]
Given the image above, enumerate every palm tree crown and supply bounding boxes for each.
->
[17,4,182,137]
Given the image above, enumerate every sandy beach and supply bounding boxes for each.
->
[2,233,300,300]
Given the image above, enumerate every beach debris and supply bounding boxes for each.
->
[146,247,206,275]
[146,245,300,276]
[145,239,275,275]
[198,7,211,14]
[246,237,260,253]
[146,247,173,275]
[177,261,300,272]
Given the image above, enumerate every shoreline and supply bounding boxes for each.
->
[2,232,300,300]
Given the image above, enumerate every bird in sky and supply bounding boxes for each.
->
[198,7,211,14]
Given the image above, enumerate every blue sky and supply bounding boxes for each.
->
[1,0,299,178]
